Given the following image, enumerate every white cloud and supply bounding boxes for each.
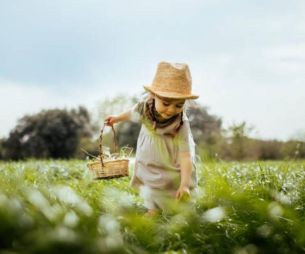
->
[264,44,305,75]
[0,80,62,137]
[192,47,305,141]
[266,44,305,59]
[0,1,304,141]
[0,79,87,138]
[0,77,139,138]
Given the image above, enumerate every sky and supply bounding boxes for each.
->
[0,0,305,141]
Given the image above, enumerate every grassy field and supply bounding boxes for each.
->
[0,160,305,254]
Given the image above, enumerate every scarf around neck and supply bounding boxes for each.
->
[144,98,184,131]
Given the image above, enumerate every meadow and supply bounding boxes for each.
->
[0,159,305,254]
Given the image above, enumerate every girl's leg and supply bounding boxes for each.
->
[140,185,158,216]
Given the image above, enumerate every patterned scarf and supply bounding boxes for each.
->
[143,98,184,131]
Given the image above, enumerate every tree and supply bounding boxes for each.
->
[187,103,222,145]
[281,141,305,160]
[94,94,142,151]
[95,94,139,128]
[0,138,4,159]
[224,122,254,160]
[2,106,93,160]
[116,122,141,150]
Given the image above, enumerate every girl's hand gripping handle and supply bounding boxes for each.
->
[104,115,118,126]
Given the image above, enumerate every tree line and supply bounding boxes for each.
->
[0,95,304,161]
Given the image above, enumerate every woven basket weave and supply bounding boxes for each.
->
[87,124,130,179]
[88,159,129,179]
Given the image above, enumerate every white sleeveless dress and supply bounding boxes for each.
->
[130,102,197,194]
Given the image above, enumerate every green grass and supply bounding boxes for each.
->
[0,160,305,253]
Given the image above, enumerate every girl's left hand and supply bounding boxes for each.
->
[176,185,191,201]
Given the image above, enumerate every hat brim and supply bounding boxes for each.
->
[144,85,199,100]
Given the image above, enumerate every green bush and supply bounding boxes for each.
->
[2,107,93,160]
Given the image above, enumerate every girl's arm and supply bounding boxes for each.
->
[176,151,193,200]
[105,110,132,125]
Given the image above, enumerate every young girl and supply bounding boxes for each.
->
[105,61,199,215]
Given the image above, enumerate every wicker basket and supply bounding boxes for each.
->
[88,158,129,179]
[87,124,130,179]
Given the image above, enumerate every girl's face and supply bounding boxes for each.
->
[154,95,185,119]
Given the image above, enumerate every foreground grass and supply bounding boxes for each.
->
[0,160,305,253]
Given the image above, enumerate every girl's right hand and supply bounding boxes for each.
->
[104,115,117,126]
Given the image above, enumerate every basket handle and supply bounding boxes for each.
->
[99,123,119,167]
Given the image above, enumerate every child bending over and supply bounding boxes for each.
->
[106,61,199,215]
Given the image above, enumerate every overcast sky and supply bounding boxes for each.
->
[1,0,305,141]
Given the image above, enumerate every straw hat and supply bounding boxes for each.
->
[144,61,199,100]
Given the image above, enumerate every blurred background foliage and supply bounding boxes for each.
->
[0,107,93,160]
[0,95,304,161]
